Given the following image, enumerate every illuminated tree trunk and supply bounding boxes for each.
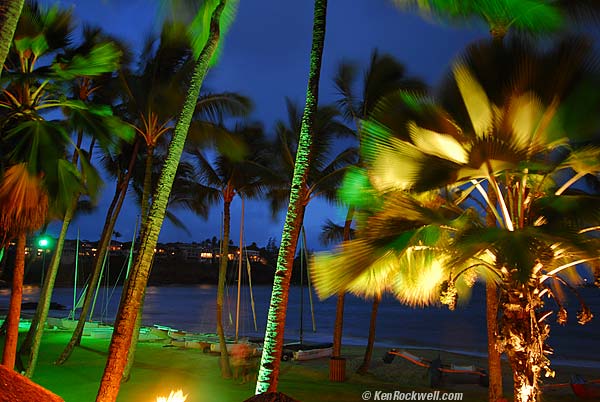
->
[23,131,91,376]
[485,189,504,401]
[217,196,233,378]
[255,0,328,394]
[23,203,75,377]
[56,139,141,365]
[487,282,504,401]
[356,293,380,374]
[0,0,25,80]
[95,2,226,400]
[499,281,550,402]
[2,233,25,369]
[122,143,154,382]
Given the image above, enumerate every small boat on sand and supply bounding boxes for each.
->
[570,375,600,400]
[282,342,333,361]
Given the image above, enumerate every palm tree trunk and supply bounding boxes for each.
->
[500,284,550,402]
[0,0,25,80]
[122,142,153,382]
[255,0,327,394]
[486,282,504,401]
[22,202,75,376]
[141,145,154,225]
[95,3,227,400]
[485,189,504,401]
[356,293,380,375]
[217,198,233,378]
[2,233,25,369]
[331,207,353,359]
[22,130,88,376]
[329,207,354,381]
[121,286,147,382]
[55,177,128,365]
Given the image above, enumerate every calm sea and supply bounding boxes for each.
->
[1,284,599,366]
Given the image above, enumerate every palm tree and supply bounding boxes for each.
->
[187,123,269,379]
[331,51,425,377]
[0,165,47,369]
[20,26,132,378]
[255,0,333,392]
[390,0,563,39]
[115,23,250,381]
[0,1,128,370]
[0,0,25,79]
[95,1,237,400]
[311,37,600,402]
[385,2,600,398]
[55,19,248,370]
[266,100,355,214]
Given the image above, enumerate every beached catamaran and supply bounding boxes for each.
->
[46,227,162,341]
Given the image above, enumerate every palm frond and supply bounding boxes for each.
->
[0,164,48,247]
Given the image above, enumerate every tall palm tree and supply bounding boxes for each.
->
[115,23,250,381]
[311,37,600,402]
[331,51,425,376]
[255,0,331,393]
[95,1,237,400]
[55,19,248,369]
[0,1,128,370]
[20,26,133,378]
[0,0,25,79]
[187,123,269,379]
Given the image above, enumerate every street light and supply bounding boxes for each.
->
[37,235,52,285]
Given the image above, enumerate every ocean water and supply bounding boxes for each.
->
[1,284,599,366]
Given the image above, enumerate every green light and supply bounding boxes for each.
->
[38,237,50,249]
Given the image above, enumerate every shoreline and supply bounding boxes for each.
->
[3,326,597,401]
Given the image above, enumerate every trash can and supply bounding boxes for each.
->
[329,357,346,382]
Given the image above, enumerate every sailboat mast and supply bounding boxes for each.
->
[70,229,80,320]
[302,227,316,332]
[235,197,244,342]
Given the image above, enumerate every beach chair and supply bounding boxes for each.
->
[383,348,489,388]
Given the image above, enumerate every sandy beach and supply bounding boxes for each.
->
[14,329,597,402]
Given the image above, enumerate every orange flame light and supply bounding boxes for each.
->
[156,390,188,402]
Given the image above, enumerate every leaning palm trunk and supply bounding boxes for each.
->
[122,277,149,382]
[122,144,154,382]
[23,131,90,376]
[0,0,25,81]
[95,3,226,400]
[499,277,550,402]
[216,199,233,378]
[23,202,76,376]
[356,293,380,375]
[255,0,327,393]
[1,233,26,369]
[56,176,128,365]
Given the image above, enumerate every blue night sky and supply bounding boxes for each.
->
[44,0,487,250]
